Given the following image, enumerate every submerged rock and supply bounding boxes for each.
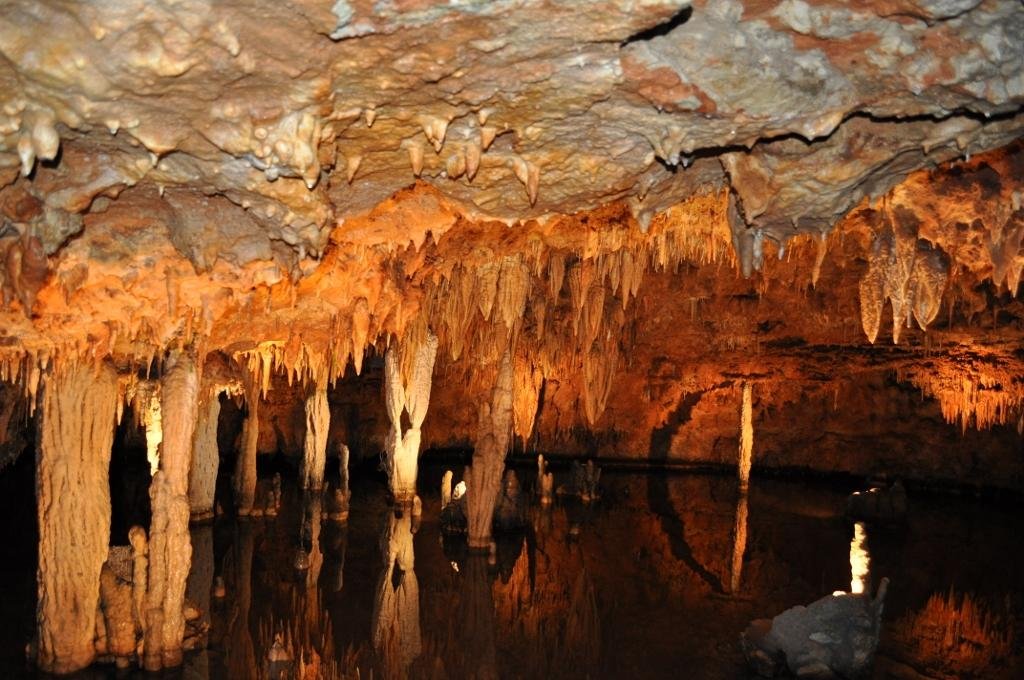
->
[741,578,889,678]
[846,482,908,524]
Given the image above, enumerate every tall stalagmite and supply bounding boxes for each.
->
[383,333,439,503]
[234,376,260,515]
[35,362,119,674]
[144,351,199,671]
[188,391,221,520]
[466,351,514,550]
[738,382,753,490]
[301,383,329,491]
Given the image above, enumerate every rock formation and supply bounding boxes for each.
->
[35,363,119,674]
[383,332,439,504]
[301,382,329,491]
[0,1,1023,673]
[143,351,199,671]
[466,351,514,550]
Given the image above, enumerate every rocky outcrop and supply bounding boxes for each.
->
[742,579,890,678]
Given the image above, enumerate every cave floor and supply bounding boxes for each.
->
[2,461,1022,679]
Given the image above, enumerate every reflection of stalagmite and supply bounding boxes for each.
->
[35,362,119,674]
[301,382,329,491]
[226,523,257,679]
[460,555,498,680]
[144,350,200,671]
[467,351,514,549]
[738,382,753,490]
[850,522,870,595]
[189,392,221,521]
[383,332,438,503]
[371,511,421,679]
[185,523,214,678]
[234,374,260,515]
[730,492,749,594]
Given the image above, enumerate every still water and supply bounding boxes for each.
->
[1,460,1022,679]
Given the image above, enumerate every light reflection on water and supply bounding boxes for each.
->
[172,471,1024,679]
[4,467,1016,679]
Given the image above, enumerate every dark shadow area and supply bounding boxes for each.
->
[623,6,693,44]
[648,390,725,593]
[109,410,151,545]
[0,450,36,678]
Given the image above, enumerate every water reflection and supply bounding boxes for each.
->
[850,521,870,595]
[730,491,749,594]
[161,472,1022,680]
[371,509,421,680]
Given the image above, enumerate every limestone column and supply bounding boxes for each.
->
[144,351,200,671]
[35,362,119,674]
[233,377,259,515]
[188,392,221,521]
[301,382,329,491]
[383,332,438,504]
[738,381,753,491]
[466,351,514,550]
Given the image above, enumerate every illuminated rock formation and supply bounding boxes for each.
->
[143,351,199,671]
[35,363,119,674]
[188,392,221,521]
[383,332,439,504]
[301,382,329,491]
[0,2,1022,673]
[466,351,514,550]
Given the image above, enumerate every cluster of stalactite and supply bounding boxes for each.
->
[900,362,1024,433]
[858,204,950,345]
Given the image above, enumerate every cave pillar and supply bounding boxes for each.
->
[383,332,438,504]
[143,351,200,671]
[35,362,119,674]
[466,351,514,550]
[188,389,221,521]
[738,382,753,491]
[301,382,329,491]
[233,377,259,515]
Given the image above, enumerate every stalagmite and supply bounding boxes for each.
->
[35,362,119,674]
[383,332,439,504]
[738,382,753,490]
[301,382,329,491]
[188,392,221,521]
[144,350,200,671]
[466,350,514,549]
[441,469,453,509]
[234,375,260,515]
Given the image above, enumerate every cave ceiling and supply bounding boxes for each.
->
[0,0,1023,417]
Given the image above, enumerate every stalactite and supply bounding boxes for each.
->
[35,362,119,674]
[859,212,950,343]
[512,356,543,444]
[188,392,221,521]
[144,350,199,671]
[384,331,439,503]
[738,382,753,490]
[466,350,514,549]
[301,382,329,491]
